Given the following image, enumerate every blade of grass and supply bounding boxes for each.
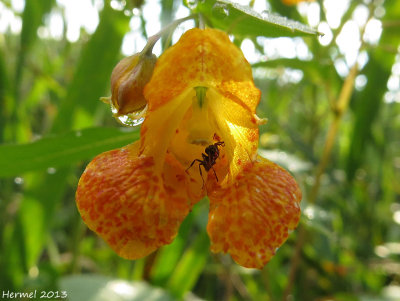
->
[167,231,210,298]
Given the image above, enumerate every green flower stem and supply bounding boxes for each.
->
[198,13,205,30]
[141,14,197,56]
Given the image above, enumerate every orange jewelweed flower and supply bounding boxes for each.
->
[76,28,302,269]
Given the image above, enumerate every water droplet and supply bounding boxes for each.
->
[186,0,198,9]
[111,104,118,115]
[262,10,269,19]
[116,114,145,127]
[212,3,230,19]
[14,177,24,185]
[47,167,57,174]
[110,103,146,127]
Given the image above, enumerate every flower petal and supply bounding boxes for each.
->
[142,28,262,185]
[206,156,302,269]
[144,28,259,110]
[139,88,193,168]
[208,88,261,182]
[76,142,198,259]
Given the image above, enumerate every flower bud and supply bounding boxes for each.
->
[110,52,157,116]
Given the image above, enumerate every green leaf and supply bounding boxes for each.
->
[18,196,45,268]
[0,47,8,143]
[197,0,319,38]
[0,127,139,177]
[150,216,194,286]
[167,231,210,298]
[346,56,392,181]
[15,0,54,92]
[150,203,208,286]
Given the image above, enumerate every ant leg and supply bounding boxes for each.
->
[211,166,218,182]
[199,164,205,188]
[186,159,202,173]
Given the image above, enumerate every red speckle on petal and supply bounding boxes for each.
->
[213,133,221,142]
[248,130,258,142]
[76,144,201,260]
[207,156,302,269]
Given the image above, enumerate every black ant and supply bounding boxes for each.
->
[186,141,225,187]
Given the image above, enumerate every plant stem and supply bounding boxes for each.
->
[309,63,358,204]
[282,64,358,301]
[142,15,196,56]
[198,13,205,30]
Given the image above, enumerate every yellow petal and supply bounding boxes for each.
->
[206,156,302,269]
[142,28,262,185]
[139,88,193,168]
[208,88,260,183]
[144,28,258,110]
[76,141,201,259]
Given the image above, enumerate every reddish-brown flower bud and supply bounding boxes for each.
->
[110,52,157,116]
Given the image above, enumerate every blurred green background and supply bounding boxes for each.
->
[0,0,400,300]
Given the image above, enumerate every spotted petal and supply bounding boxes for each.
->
[207,156,302,269]
[76,142,198,259]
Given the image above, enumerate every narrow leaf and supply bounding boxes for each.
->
[167,232,210,298]
[150,208,197,286]
[197,0,320,38]
[346,57,391,180]
[15,0,54,94]
[0,127,139,177]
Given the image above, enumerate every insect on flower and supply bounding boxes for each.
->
[76,28,302,269]
[186,141,225,186]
